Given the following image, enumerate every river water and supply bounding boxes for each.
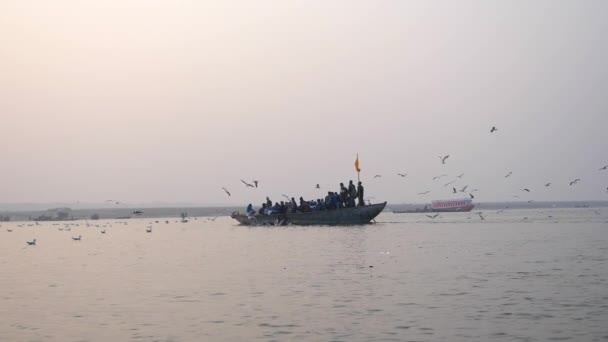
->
[1,208,607,341]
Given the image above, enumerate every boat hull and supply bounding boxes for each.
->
[231,202,387,226]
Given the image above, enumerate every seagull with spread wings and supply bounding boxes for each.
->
[240,179,255,188]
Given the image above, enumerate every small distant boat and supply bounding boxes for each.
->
[231,202,387,226]
[428,198,475,212]
[394,198,474,213]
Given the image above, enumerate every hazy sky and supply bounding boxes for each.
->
[1,0,608,206]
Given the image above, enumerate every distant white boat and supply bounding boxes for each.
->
[430,198,475,212]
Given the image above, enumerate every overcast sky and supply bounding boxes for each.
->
[1,0,607,206]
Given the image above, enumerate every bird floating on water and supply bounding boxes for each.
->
[374,175,382,178]
[438,155,450,164]
[26,239,36,246]
[599,165,608,171]
[545,183,551,187]
[145,226,152,233]
[133,210,144,215]
[72,235,81,241]
[569,179,581,186]
[221,187,231,196]
[490,126,497,133]
[397,173,407,177]
[456,173,464,178]
[101,230,106,234]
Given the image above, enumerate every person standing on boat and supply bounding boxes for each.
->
[339,183,348,208]
[357,181,365,206]
[348,180,357,207]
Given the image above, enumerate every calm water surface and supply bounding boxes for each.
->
[1,208,607,341]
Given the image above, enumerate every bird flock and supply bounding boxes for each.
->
[215,128,606,211]
[5,215,224,248]
[369,126,606,202]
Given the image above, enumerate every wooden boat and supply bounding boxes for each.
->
[231,202,387,226]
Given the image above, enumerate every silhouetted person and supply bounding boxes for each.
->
[348,180,357,207]
[357,181,365,206]
[339,183,348,208]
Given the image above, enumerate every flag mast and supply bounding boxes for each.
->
[355,153,361,183]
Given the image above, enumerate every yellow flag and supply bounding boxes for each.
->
[355,154,361,172]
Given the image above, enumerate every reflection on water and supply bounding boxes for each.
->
[1,208,607,341]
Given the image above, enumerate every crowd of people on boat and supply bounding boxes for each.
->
[246,181,365,216]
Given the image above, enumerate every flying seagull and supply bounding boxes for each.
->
[438,155,450,164]
[569,179,581,186]
[26,239,36,246]
[478,213,485,220]
[417,191,430,195]
[545,183,551,187]
[469,193,474,199]
[281,194,290,201]
[522,188,531,192]
[444,180,456,187]
[397,173,408,177]
[253,180,259,188]
[456,173,464,178]
[505,171,512,178]
[459,185,468,193]
[106,199,123,205]
[452,187,457,194]
[315,184,320,189]
[221,187,231,196]
[599,165,608,171]
[374,175,382,178]
[490,126,497,133]
[433,174,448,180]
[426,214,439,219]
[240,179,254,188]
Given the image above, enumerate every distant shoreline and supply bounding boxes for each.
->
[1,201,607,222]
